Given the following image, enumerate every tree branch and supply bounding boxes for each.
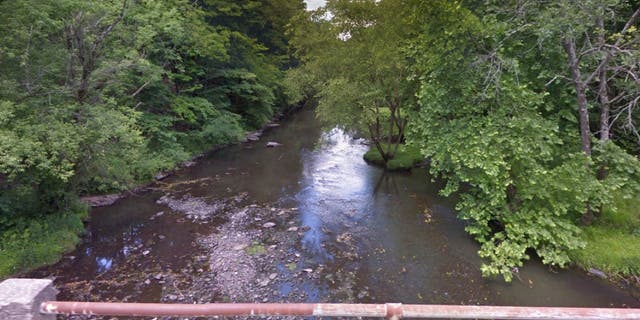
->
[91,0,127,57]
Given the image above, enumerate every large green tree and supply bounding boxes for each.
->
[287,0,419,165]
[406,0,640,280]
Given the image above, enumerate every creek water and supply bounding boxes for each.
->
[31,107,639,318]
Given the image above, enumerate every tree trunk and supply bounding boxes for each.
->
[597,16,611,142]
[563,36,592,156]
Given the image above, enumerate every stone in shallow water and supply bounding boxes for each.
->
[81,194,121,207]
[233,243,248,251]
[588,268,607,279]
[262,222,276,228]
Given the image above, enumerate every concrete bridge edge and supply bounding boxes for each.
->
[0,278,57,320]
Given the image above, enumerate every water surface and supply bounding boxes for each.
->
[31,107,639,314]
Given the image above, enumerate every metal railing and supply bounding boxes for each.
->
[40,301,640,319]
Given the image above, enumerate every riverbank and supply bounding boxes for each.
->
[571,196,640,295]
[0,110,296,280]
[0,203,87,278]
[363,143,424,171]
[26,106,640,307]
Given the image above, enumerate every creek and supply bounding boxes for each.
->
[31,107,639,319]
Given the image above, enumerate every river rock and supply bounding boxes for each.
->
[233,243,248,251]
[266,141,282,147]
[149,211,164,220]
[262,222,276,228]
[155,171,171,180]
[81,194,121,207]
[287,226,298,232]
[588,268,607,279]
[182,160,196,167]
[246,131,263,141]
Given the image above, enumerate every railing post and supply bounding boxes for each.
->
[0,278,57,320]
[386,303,403,320]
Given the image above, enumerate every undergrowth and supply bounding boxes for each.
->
[363,143,424,170]
[571,196,640,276]
[0,202,88,279]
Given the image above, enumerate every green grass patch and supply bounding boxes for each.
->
[244,242,267,255]
[0,202,88,279]
[570,196,640,276]
[363,143,424,170]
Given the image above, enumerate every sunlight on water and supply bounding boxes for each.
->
[296,128,373,259]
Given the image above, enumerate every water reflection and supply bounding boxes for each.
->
[296,128,374,260]
[29,107,639,307]
[95,257,113,273]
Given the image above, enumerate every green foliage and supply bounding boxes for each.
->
[405,1,601,281]
[287,0,419,166]
[0,202,87,279]
[571,226,640,276]
[401,0,640,281]
[363,143,423,171]
[0,0,304,276]
[203,69,276,129]
[287,0,640,283]
[244,242,267,255]
[593,141,640,204]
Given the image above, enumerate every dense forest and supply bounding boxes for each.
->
[1,0,639,285]
[0,0,305,276]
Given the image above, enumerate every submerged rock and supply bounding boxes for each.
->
[81,194,121,207]
[156,194,226,222]
[155,172,171,180]
[588,268,608,279]
[246,130,263,141]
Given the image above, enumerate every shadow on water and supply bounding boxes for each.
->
[29,106,639,310]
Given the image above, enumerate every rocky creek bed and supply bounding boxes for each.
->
[49,187,364,319]
[32,106,640,320]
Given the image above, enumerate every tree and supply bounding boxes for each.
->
[0,0,305,276]
[403,0,640,280]
[287,0,418,166]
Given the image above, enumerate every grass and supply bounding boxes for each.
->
[570,196,640,276]
[0,203,88,279]
[244,242,267,255]
[363,143,424,171]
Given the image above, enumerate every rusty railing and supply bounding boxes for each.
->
[41,301,640,319]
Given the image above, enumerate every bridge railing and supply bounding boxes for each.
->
[40,301,640,319]
[2,278,640,320]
